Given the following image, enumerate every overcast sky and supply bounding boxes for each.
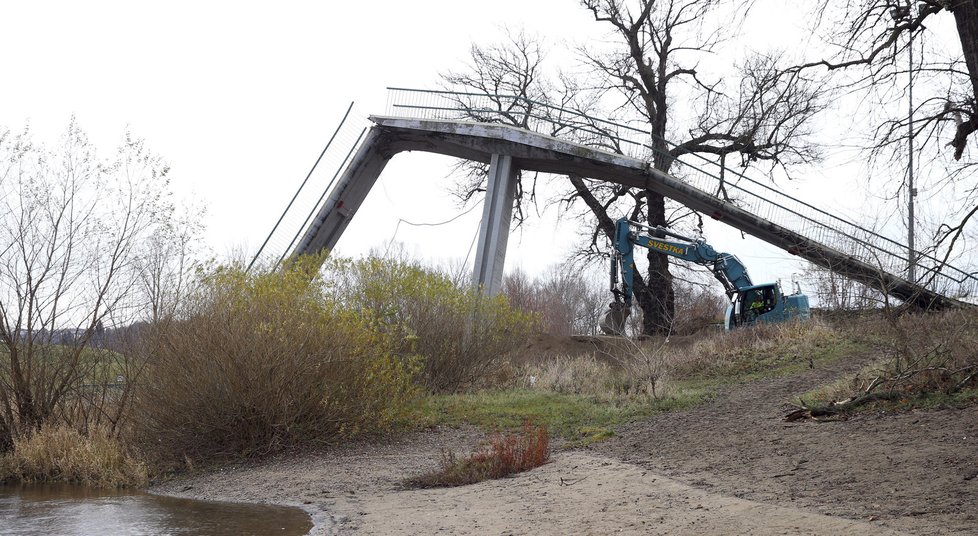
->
[1,0,952,296]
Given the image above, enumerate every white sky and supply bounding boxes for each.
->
[1,1,963,298]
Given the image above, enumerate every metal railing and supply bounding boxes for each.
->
[384,87,978,299]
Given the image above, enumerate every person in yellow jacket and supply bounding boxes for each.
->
[748,296,765,319]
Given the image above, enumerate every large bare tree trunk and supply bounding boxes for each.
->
[641,192,675,334]
[641,103,677,334]
[951,0,978,159]
[569,176,670,333]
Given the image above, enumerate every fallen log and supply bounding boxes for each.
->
[784,391,901,422]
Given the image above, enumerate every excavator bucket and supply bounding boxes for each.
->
[599,302,631,336]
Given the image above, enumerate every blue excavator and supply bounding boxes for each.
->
[601,218,811,335]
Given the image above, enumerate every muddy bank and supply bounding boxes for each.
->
[150,426,486,534]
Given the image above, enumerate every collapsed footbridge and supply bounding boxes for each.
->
[252,88,978,309]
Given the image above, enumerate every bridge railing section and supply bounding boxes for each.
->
[385,87,978,299]
[250,104,372,271]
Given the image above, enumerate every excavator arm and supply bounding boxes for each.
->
[610,218,753,303]
[602,217,756,335]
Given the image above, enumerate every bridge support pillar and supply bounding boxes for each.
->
[472,154,517,295]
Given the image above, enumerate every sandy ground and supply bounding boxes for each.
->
[151,446,906,535]
[152,357,978,535]
[337,452,911,535]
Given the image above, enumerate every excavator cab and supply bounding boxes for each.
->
[725,283,810,330]
[728,284,779,329]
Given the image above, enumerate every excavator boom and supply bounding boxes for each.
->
[601,218,809,335]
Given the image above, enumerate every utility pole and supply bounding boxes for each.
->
[892,0,917,283]
[907,0,917,283]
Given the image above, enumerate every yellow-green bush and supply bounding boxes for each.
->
[0,425,147,488]
[324,257,537,393]
[133,258,420,465]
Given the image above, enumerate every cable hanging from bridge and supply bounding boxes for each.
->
[247,102,355,273]
[383,203,481,258]
[274,126,368,269]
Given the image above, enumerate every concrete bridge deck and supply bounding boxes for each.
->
[292,115,966,309]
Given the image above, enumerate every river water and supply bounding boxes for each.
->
[0,484,314,535]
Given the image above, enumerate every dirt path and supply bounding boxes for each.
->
[152,360,977,535]
[591,364,978,535]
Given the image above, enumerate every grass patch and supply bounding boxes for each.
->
[798,360,978,414]
[796,356,890,406]
[413,385,708,446]
[797,387,978,415]
[0,344,129,386]
[411,322,855,443]
[406,422,550,488]
[675,320,866,382]
[899,388,978,410]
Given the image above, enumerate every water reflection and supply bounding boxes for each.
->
[0,484,313,535]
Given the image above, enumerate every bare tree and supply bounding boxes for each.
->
[503,265,609,335]
[803,263,884,311]
[798,0,978,161]
[137,205,206,324]
[443,0,827,335]
[0,121,176,450]
[796,1,978,266]
[441,29,589,225]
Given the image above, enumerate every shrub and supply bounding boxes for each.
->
[670,280,727,335]
[502,267,607,336]
[325,257,536,393]
[133,258,420,466]
[868,310,978,394]
[802,310,978,410]
[407,422,550,488]
[528,355,615,396]
[522,354,663,402]
[501,266,725,337]
[0,425,147,488]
